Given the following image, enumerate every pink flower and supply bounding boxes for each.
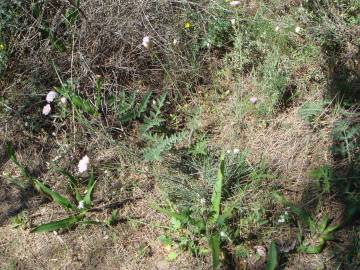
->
[46,91,57,103]
[42,104,51,115]
[78,155,90,173]
[249,96,258,104]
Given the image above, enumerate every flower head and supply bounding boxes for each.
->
[229,1,241,7]
[295,26,302,33]
[184,22,192,29]
[142,36,151,49]
[60,97,67,104]
[78,155,90,173]
[78,200,84,209]
[230,18,236,26]
[42,104,51,116]
[249,96,258,104]
[46,91,57,103]
[233,148,240,154]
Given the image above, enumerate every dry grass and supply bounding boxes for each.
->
[1,0,359,269]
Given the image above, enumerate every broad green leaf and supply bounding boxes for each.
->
[31,215,81,233]
[210,152,225,223]
[70,95,97,115]
[83,174,96,207]
[265,241,278,270]
[33,179,76,210]
[209,233,221,270]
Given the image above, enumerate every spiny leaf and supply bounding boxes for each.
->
[33,179,77,210]
[138,91,152,116]
[31,215,81,233]
[265,241,278,270]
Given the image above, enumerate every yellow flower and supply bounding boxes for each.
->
[0,44,4,50]
[184,21,192,29]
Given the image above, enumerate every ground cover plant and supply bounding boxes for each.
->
[1,0,359,269]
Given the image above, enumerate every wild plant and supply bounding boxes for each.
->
[156,152,277,269]
[7,143,117,233]
[274,193,340,254]
[140,92,185,161]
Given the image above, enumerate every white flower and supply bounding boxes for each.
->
[249,96,258,104]
[173,38,179,46]
[233,148,240,154]
[220,231,227,238]
[78,155,90,173]
[60,97,67,104]
[42,104,51,116]
[295,26,302,33]
[226,150,231,154]
[275,26,280,32]
[142,36,151,49]
[229,1,241,7]
[200,198,206,205]
[46,91,57,103]
[78,200,84,209]
[230,19,236,26]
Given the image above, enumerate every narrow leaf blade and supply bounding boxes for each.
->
[83,174,96,207]
[33,179,76,210]
[31,215,80,233]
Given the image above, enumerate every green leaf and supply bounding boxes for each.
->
[298,238,325,254]
[210,152,225,223]
[83,174,96,207]
[70,95,97,115]
[59,169,82,202]
[33,179,77,210]
[107,210,118,226]
[7,143,17,164]
[265,241,278,270]
[155,206,189,224]
[31,215,81,233]
[138,91,152,116]
[209,233,221,269]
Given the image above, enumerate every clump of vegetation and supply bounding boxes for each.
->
[1,0,359,269]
